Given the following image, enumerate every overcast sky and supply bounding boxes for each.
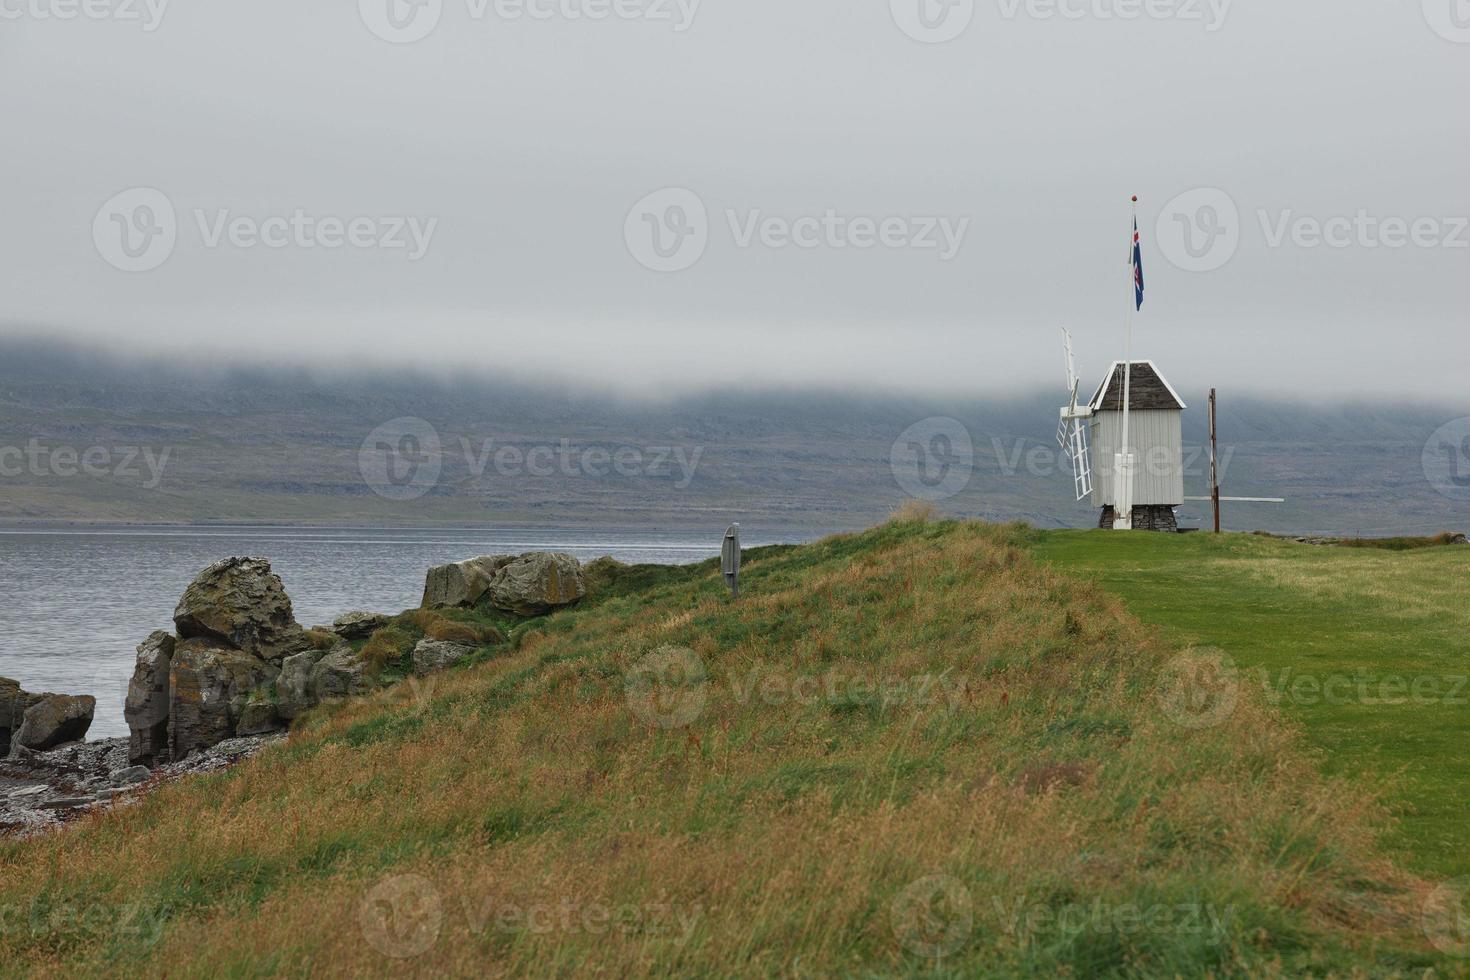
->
[1,0,1465,399]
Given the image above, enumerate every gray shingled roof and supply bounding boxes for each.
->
[1089,361,1187,412]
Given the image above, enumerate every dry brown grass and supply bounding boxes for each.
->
[304,628,339,651]
[888,499,938,524]
[0,521,1454,977]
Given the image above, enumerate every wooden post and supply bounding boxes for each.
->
[1209,388,1221,534]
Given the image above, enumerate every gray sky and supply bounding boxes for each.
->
[1,0,1465,398]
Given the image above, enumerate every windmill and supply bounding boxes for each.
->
[1057,329,1093,502]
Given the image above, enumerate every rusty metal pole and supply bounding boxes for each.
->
[1209,389,1221,534]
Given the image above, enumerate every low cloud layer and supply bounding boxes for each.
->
[1,0,1464,398]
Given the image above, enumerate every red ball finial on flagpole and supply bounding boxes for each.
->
[1131,195,1138,203]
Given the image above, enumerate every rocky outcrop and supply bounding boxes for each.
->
[167,639,280,761]
[14,695,95,752]
[4,680,94,757]
[485,553,586,616]
[276,648,327,721]
[125,632,175,766]
[2,734,282,840]
[421,556,515,609]
[412,640,474,677]
[173,557,310,661]
[308,646,371,701]
[423,552,586,616]
[1,678,43,758]
[330,611,391,641]
[125,557,379,765]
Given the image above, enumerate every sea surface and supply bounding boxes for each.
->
[0,524,812,739]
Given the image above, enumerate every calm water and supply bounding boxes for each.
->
[0,524,806,740]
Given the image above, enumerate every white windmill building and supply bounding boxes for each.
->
[1059,331,1186,532]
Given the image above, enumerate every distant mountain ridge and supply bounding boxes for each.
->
[0,339,1463,536]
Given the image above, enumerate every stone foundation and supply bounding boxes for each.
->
[1098,505,1180,533]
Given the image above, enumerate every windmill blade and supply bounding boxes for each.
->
[1065,418,1093,502]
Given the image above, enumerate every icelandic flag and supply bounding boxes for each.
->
[1132,218,1145,310]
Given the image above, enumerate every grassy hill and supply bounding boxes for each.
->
[0,519,1463,976]
[1027,529,1470,881]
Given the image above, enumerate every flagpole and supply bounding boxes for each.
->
[1116,195,1138,530]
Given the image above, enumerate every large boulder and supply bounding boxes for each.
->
[485,553,586,616]
[125,631,175,766]
[421,556,515,609]
[173,557,310,661]
[276,648,328,720]
[412,639,474,677]
[1,677,43,757]
[308,646,371,701]
[14,694,95,752]
[168,639,279,760]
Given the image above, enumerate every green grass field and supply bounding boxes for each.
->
[1026,529,1470,880]
[2,519,1465,976]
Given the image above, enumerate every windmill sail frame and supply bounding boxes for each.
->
[1059,330,1094,502]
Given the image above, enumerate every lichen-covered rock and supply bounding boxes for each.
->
[236,696,280,737]
[110,765,151,785]
[330,611,392,641]
[1,677,43,758]
[485,553,586,616]
[167,639,279,760]
[173,557,310,661]
[308,646,370,701]
[276,648,328,720]
[15,695,96,752]
[421,556,516,609]
[412,639,474,677]
[125,631,175,766]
